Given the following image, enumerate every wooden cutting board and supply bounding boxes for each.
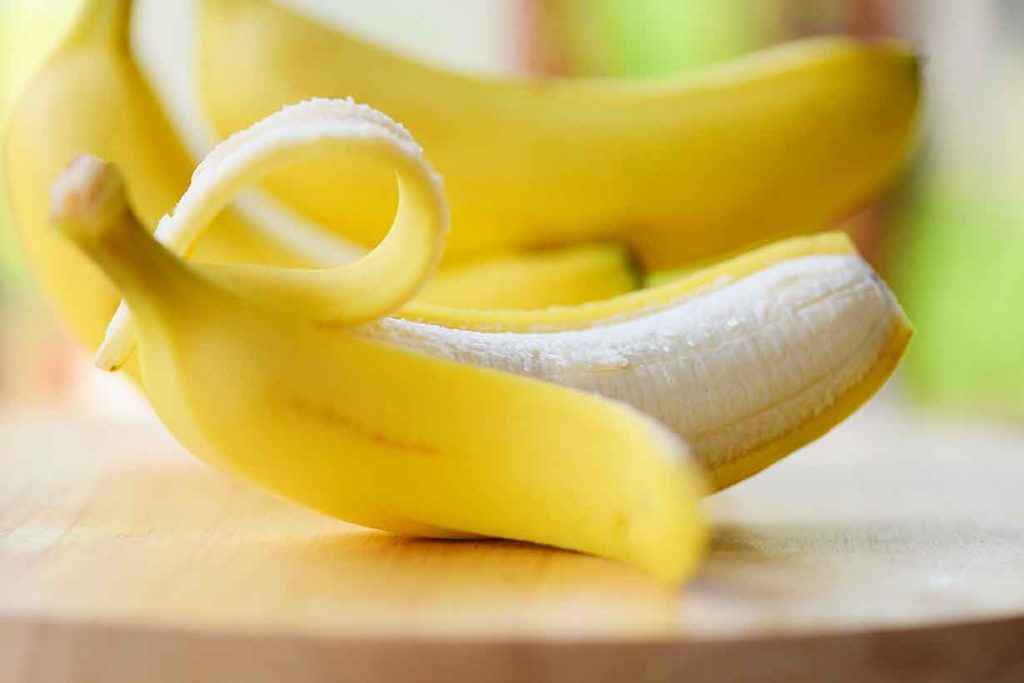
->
[2,398,1023,682]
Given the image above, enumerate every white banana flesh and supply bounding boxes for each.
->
[366,254,903,484]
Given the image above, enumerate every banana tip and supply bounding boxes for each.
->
[49,154,128,243]
[93,347,125,373]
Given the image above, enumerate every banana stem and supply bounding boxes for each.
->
[50,155,204,328]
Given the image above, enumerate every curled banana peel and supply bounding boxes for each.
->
[200,0,923,268]
[96,98,450,371]
[52,155,708,584]
[98,99,912,495]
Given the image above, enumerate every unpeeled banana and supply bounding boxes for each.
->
[3,0,639,357]
[52,155,708,584]
[3,0,297,350]
[199,0,922,267]
[97,98,912,492]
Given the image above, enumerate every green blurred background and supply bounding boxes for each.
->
[2,0,1022,417]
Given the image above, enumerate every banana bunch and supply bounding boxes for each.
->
[6,0,921,582]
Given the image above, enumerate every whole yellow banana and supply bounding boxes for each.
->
[3,0,297,350]
[2,0,639,355]
[52,155,708,584]
[199,0,922,268]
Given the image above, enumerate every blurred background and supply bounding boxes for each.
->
[1,0,1022,419]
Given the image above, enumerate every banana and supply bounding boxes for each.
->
[3,0,303,351]
[96,99,912,490]
[3,0,640,354]
[51,155,708,584]
[199,0,922,268]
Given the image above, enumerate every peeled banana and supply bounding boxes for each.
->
[377,239,910,491]
[52,155,709,584]
[199,0,922,267]
[97,98,912,492]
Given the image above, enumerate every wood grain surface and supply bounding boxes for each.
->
[2,396,1023,682]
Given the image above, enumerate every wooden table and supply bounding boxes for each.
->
[2,396,1023,682]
